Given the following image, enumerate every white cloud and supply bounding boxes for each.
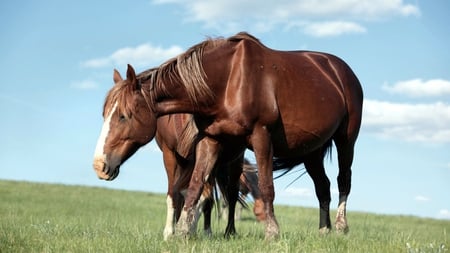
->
[70,79,99,90]
[282,187,314,198]
[437,209,450,220]
[152,0,419,36]
[303,21,367,37]
[363,99,450,143]
[414,195,430,202]
[82,43,184,69]
[383,79,450,98]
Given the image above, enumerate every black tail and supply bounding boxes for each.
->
[273,139,333,178]
[273,156,305,172]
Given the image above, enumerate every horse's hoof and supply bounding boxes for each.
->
[264,232,279,240]
[335,223,349,234]
[319,227,331,235]
[335,216,349,234]
[163,232,173,241]
[265,219,280,240]
[204,228,212,238]
[264,224,280,240]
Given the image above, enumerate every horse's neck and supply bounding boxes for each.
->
[155,100,196,116]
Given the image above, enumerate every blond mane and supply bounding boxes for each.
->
[176,114,199,158]
[139,39,224,107]
[118,32,262,113]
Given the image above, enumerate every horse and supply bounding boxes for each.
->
[155,113,265,239]
[93,70,263,239]
[93,32,363,239]
[156,113,216,240]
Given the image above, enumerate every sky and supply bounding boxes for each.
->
[1,0,449,221]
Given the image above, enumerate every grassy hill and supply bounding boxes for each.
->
[1,180,448,252]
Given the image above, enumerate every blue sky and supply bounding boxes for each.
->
[1,0,449,220]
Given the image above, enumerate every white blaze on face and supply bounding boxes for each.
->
[94,102,118,160]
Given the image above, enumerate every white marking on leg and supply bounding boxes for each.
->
[163,195,175,240]
[177,208,189,236]
[94,102,118,159]
[337,194,347,219]
[335,194,349,233]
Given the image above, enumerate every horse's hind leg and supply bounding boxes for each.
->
[334,138,355,234]
[216,157,243,238]
[304,149,331,234]
[225,158,243,237]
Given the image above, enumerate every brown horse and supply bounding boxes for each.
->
[93,32,363,239]
[156,113,264,239]
[156,113,216,240]
[96,63,263,240]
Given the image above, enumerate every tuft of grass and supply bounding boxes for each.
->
[1,180,448,253]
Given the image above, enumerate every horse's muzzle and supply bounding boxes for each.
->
[93,156,120,181]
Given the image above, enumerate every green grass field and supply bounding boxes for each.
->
[1,180,448,253]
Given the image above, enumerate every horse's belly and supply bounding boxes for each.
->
[271,118,340,157]
[271,87,346,155]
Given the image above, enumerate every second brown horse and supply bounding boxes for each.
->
[156,113,264,239]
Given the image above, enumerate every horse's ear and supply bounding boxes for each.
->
[113,69,123,84]
[126,64,138,89]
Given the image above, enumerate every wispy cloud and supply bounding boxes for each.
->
[437,209,450,220]
[383,79,450,97]
[82,43,184,69]
[414,195,430,202]
[303,21,367,37]
[363,99,450,143]
[152,0,420,36]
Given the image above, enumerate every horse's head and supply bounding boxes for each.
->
[93,65,156,180]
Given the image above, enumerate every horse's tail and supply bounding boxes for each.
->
[215,175,248,211]
[273,139,333,175]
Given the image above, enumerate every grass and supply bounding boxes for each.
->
[1,180,448,253]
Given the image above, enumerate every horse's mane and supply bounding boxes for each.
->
[104,32,265,117]
[176,114,199,159]
[137,32,265,108]
[138,40,220,107]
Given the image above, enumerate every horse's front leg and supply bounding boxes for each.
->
[176,137,219,238]
[250,125,279,240]
[161,145,178,241]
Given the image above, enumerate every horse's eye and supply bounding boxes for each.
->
[119,115,126,122]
